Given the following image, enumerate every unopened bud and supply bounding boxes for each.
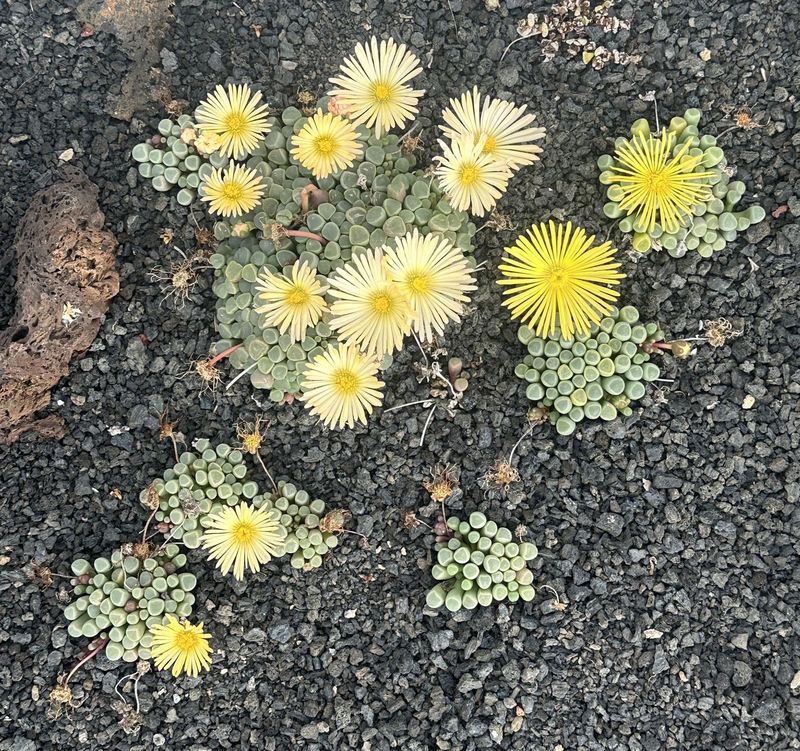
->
[670,340,692,358]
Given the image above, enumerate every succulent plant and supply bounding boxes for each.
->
[599,108,766,258]
[64,544,197,663]
[514,305,663,435]
[143,437,259,548]
[427,512,538,612]
[253,479,338,570]
[131,115,228,206]
[207,101,477,402]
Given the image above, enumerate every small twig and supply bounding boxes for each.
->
[508,423,536,466]
[500,35,532,63]
[141,508,158,545]
[65,639,109,684]
[226,360,258,390]
[208,343,242,367]
[255,452,278,494]
[411,329,429,368]
[419,404,437,448]
[385,398,434,413]
[285,229,327,244]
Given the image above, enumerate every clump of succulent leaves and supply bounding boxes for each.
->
[142,437,262,548]
[427,512,538,612]
[131,115,228,206]
[64,544,197,663]
[514,306,663,435]
[254,478,338,570]
[210,99,477,401]
[599,108,766,257]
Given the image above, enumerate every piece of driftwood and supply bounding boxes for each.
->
[0,169,119,443]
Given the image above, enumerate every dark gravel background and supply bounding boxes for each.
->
[1,0,799,748]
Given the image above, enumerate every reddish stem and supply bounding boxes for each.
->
[285,229,327,245]
[65,638,109,684]
[208,343,242,366]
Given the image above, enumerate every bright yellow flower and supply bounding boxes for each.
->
[254,261,329,341]
[328,36,424,137]
[607,129,714,233]
[439,86,545,170]
[329,249,412,356]
[290,110,363,178]
[149,616,212,678]
[200,163,265,218]
[195,83,271,160]
[383,229,476,343]
[498,221,624,340]
[435,137,511,217]
[201,503,286,581]
[300,343,384,430]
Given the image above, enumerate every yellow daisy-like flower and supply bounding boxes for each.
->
[290,110,363,179]
[439,86,546,170]
[329,248,413,356]
[383,229,477,343]
[328,36,425,137]
[498,221,625,340]
[435,137,511,217]
[254,261,329,341]
[200,163,265,218]
[195,83,271,160]
[606,129,714,233]
[149,616,212,678]
[201,503,286,581]
[300,343,384,430]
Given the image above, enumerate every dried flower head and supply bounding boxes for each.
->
[440,86,545,170]
[200,163,265,218]
[328,36,425,137]
[300,343,385,430]
[423,464,458,503]
[236,415,269,455]
[195,83,271,159]
[435,137,511,217]
[480,457,520,492]
[290,109,363,179]
[607,129,714,233]
[141,483,161,511]
[149,616,213,677]
[498,221,624,340]
[319,508,351,534]
[254,261,329,341]
[49,676,77,718]
[704,318,743,348]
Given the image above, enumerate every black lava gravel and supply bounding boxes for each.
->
[1,0,799,749]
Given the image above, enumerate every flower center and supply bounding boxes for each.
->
[369,290,394,315]
[548,265,569,290]
[175,629,200,652]
[222,182,244,202]
[314,135,335,155]
[406,271,431,295]
[643,168,670,197]
[334,369,359,395]
[458,164,480,187]
[232,520,257,545]
[287,285,311,306]
[224,112,246,135]
[480,134,498,155]
[372,82,392,103]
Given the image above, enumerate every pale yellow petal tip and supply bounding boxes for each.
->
[201,503,287,580]
[195,83,271,160]
[290,110,363,178]
[300,343,385,430]
[149,617,213,678]
[435,137,510,217]
[497,221,624,340]
[327,37,424,137]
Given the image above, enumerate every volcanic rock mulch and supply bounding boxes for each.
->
[1,0,798,749]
